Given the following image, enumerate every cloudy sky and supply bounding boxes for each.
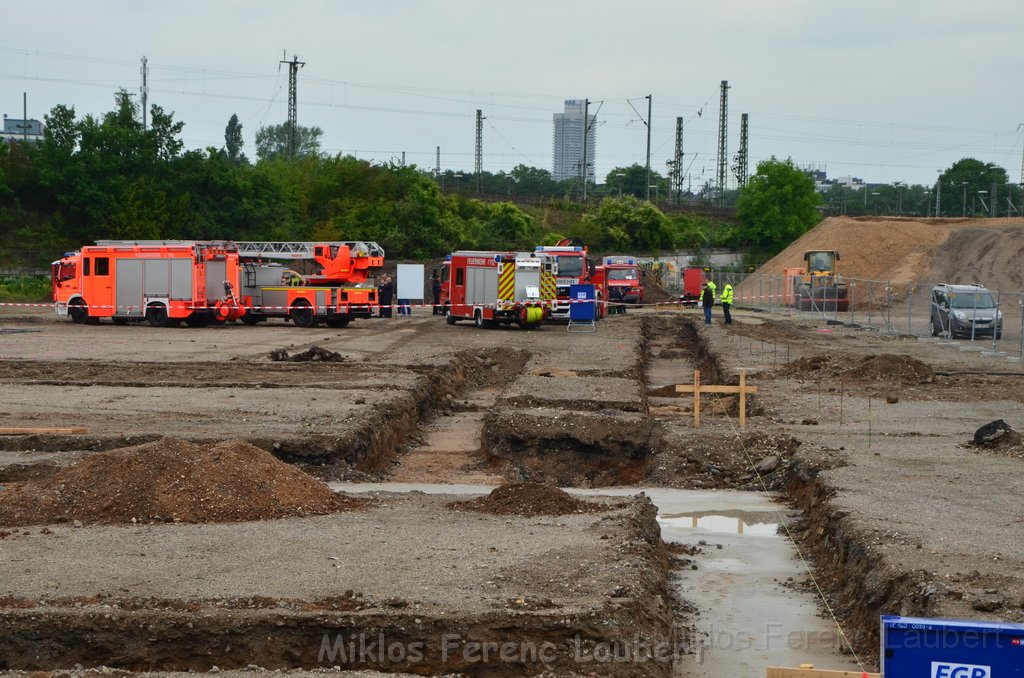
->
[4,0,1023,188]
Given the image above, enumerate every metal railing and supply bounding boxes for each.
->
[725,273,1024,360]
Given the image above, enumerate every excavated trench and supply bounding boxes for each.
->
[0,317,901,672]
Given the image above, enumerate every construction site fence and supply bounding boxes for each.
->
[712,271,1024,361]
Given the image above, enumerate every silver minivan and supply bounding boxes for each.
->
[930,283,1002,339]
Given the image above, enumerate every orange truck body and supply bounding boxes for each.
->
[593,256,643,308]
[234,242,384,328]
[52,240,246,326]
[680,267,706,306]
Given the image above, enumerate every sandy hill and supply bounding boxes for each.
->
[754,216,1024,291]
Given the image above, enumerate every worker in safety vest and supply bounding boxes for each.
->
[701,283,714,325]
[705,279,717,301]
[720,283,734,325]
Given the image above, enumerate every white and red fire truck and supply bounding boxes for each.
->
[594,255,644,312]
[52,240,383,329]
[52,240,246,327]
[440,251,554,328]
[234,241,384,328]
[534,238,602,320]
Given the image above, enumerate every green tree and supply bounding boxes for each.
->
[578,196,675,252]
[224,114,245,164]
[735,157,822,253]
[937,158,1009,217]
[255,122,322,161]
[603,164,668,200]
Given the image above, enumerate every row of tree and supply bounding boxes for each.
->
[2,89,1015,271]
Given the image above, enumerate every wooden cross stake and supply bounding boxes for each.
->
[674,368,758,428]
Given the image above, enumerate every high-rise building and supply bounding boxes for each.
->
[552,100,596,183]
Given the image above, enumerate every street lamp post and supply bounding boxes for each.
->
[962,181,969,217]
[894,181,903,215]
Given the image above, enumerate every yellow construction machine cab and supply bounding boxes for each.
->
[794,250,849,312]
[804,250,839,278]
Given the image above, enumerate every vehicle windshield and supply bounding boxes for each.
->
[54,261,77,282]
[556,256,583,277]
[608,268,638,281]
[807,252,835,272]
[948,292,996,309]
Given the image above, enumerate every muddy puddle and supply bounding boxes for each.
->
[328,482,862,676]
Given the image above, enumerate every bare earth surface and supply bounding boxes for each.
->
[3,216,1024,676]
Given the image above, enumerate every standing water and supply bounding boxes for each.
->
[329,482,862,676]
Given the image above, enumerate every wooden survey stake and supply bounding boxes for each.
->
[0,427,89,435]
[766,668,879,678]
[675,368,758,428]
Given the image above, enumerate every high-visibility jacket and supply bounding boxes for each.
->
[706,280,717,301]
[721,284,734,305]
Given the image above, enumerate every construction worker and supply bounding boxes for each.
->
[701,282,714,325]
[706,279,717,302]
[720,282,734,324]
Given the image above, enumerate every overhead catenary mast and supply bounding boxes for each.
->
[280,52,305,159]
[716,80,730,207]
[140,56,149,131]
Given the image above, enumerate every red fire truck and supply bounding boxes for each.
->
[52,240,246,326]
[234,241,383,328]
[534,238,601,320]
[440,251,554,328]
[594,256,644,313]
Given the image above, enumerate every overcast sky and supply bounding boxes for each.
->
[4,1,1023,189]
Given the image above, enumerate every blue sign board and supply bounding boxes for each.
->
[881,615,1024,676]
[568,284,596,322]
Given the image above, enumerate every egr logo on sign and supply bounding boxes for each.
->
[930,663,991,678]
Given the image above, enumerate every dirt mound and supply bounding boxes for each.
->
[968,420,1024,460]
[0,438,361,527]
[270,346,344,362]
[449,482,611,517]
[780,353,934,384]
[751,216,1024,287]
[843,354,935,383]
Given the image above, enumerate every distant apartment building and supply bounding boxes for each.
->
[1,115,44,144]
[552,100,596,183]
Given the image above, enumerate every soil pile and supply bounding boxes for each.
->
[969,420,1024,460]
[751,216,1024,289]
[449,482,611,517]
[0,438,361,527]
[270,346,344,362]
[780,353,934,384]
[843,354,935,384]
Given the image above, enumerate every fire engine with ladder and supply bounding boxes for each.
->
[534,238,604,320]
[52,240,247,327]
[234,241,384,328]
[52,240,384,329]
[440,251,555,328]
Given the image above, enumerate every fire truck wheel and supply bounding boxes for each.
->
[474,309,486,328]
[184,314,211,328]
[446,312,456,325]
[290,301,316,328]
[68,300,88,324]
[240,314,262,325]
[325,317,350,328]
[145,303,171,328]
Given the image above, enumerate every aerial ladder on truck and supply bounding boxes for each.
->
[233,241,385,328]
